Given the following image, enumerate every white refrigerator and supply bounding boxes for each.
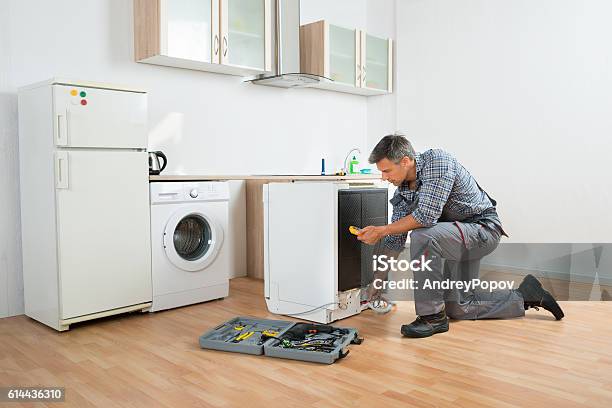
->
[18,79,152,331]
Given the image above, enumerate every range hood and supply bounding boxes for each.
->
[249,0,331,88]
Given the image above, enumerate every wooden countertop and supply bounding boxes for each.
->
[149,174,382,182]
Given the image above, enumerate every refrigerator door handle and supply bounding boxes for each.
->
[56,111,68,146]
[55,151,69,189]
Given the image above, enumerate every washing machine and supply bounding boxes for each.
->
[150,181,230,312]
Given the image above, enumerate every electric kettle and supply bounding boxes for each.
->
[148,151,167,175]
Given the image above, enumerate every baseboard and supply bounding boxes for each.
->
[481,263,612,286]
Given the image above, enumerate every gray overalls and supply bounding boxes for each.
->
[407,188,525,319]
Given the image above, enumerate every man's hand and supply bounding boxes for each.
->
[357,226,387,245]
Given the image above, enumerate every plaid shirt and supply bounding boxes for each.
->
[384,149,503,251]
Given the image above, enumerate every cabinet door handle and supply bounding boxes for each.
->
[223,36,228,57]
[214,34,219,56]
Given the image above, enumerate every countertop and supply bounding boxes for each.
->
[149,174,382,182]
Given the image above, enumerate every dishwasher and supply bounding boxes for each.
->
[263,181,389,323]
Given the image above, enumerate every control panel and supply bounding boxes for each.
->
[150,182,230,204]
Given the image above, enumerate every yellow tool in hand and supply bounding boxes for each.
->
[349,226,361,236]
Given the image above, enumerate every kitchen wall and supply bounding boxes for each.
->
[300,0,367,28]
[14,0,612,316]
[0,1,24,318]
[0,0,390,318]
[301,0,398,170]
[395,0,612,285]
[396,0,612,244]
[5,0,611,317]
[366,0,398,154]
[3,0,369,173]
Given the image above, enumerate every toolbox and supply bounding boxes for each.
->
[199,317,363,364]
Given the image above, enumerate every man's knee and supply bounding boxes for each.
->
[409,226,446,257]
[410,223,465,260]
[409,228,435,252]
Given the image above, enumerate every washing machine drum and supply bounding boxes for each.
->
[164,211,224,272]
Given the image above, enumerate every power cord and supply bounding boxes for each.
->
[283,300,348,317]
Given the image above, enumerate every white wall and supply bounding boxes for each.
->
[0,0,377,318]
[396,0,612,243]
[366,0,397,155]
[301,0,398,168]
[0,0,24,318]
[6,0,610,317]
[300,0,367,29]
[5,0,368,174]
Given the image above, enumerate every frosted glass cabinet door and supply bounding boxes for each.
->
[364,34,390,91]
[221,0,271,71]
[161,0,213,62]
[329,25,358,86]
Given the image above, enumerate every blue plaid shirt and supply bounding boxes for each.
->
[384,149,504,251]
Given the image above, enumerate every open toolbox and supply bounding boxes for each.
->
[199,317,363,364]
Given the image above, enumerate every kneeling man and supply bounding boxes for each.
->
[358,134,564,338]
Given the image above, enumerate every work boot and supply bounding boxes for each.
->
[401,310,449,338]
[518,274,564,320]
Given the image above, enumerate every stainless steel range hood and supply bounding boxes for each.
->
[249,0,331,88]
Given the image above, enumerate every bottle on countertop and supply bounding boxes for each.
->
[349,156,360,174]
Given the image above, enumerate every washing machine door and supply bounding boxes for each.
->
[163,210,224,272]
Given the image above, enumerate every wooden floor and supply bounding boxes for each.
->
[1,277,612,408]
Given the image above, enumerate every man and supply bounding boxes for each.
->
[358,134,564,338]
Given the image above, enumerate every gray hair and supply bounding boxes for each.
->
[368,133,416,164]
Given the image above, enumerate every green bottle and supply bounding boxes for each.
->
[349,156,360,174]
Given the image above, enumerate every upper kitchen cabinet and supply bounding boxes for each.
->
[362,32,393,92]
[300,20,393,96]
[134,0,273,76]
[222,0,271,70]
[300,21,359,87]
